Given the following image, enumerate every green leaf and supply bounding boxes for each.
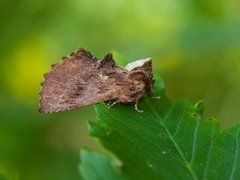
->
[79,150,126,180]
[85,77,240,180]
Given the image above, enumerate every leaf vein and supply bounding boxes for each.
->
[99,105,191,169]
[146,99,198,180]
[229,126,240,180]
[202,124,215,179]
[173,103,186,137]
[190,116,201,164]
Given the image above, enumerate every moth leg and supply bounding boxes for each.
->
[148,92,160,99]
[135,99,144,113]
[107,100,120,108]
[151,96,160,99]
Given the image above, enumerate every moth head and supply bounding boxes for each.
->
[125,57,151,70]
[125,58,154,93]
[125,58,152,77]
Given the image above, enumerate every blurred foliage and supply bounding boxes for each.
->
[80,150,126,180]
[0,0,239,179]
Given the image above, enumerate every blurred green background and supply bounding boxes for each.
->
[0,0,240,179]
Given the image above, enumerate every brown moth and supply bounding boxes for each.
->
[39,48,156,113]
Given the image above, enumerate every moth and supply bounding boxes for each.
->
[39,48,157,113]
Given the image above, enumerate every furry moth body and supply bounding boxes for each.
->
[39,48,156,113]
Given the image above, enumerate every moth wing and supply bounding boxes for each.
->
[39,49,124,113]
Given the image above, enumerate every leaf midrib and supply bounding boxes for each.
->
[145,99,198,180]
